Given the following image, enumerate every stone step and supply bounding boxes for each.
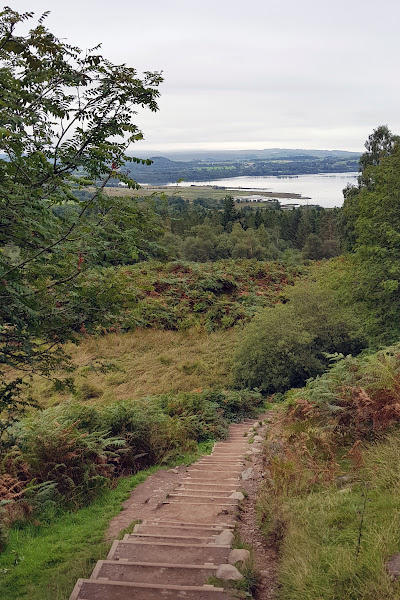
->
[136,524,223,537]
[124,532,215,544]
[181,481,238,488]
[70,579,229,600]
[150,502,236,524]
[211,448,247,454]
[91,560,218,585]
[163,499,237,507]
[142,519,234,529]
[184,473,239,481]
[197,459,243,464]
[176,489,235,497]
[182,471,240,485]
[167,494,238,505]
[186,468,242,475]
[108,540,230,564]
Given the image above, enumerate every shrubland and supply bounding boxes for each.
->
[68,259,302,334]
[253,126,400,599]
[233,275,365,393]
[0,389,263,537]
[258,346,400,599]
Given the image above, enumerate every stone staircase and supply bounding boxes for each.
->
[70,419,259,600]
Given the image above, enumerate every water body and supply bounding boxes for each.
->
[168,172,359,208]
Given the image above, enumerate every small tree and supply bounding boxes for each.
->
[233,280,365,393]
[221,195,237,230]
[0,8,163,435]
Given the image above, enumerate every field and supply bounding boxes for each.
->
[32,328,237,407]
[98,185,304,204]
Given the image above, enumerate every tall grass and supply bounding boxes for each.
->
[270,433,400,600]
[30,328,237,407]
[0,441,213,600]
[258,345,400,599]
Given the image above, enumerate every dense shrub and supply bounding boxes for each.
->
[0,388,264,541]
[287,344,400,442]
[63,260,302,334]
[233,278,365,393]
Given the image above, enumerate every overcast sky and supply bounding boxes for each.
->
[8,0,400,152]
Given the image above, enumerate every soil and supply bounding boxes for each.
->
[107,464,189,540]
[237,421,279,600]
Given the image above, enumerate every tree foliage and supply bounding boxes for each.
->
[0,8,163,432]
[343,126,400,342]
[233,279,365,393]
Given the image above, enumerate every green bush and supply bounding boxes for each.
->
[233,279,365,393]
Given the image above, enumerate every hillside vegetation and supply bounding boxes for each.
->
[1,9,400,600]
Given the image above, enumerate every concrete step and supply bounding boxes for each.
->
[91,560,218,585]
[176,489,235,497]
[124,532,215,544]
[136,524,223,537]
[71,579,229,600]
[108,540,230,564]
[166,495,238,505]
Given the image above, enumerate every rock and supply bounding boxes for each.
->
[251,447,262,454]
[334,474,353,488]
[387,553,400,579]
[253,435,263,442]
[216,564,243,581]
[241,467,254,481]
[267,438,284,458]
[169,468,179,474]
[246,450,252,455]
[228,548,251,565]
[229,491,245,501]
[214,529,234,546]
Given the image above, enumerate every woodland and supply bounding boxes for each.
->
[1,7,400,600]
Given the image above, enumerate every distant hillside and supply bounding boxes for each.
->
[128,148,361,162]
[119,150,360,186]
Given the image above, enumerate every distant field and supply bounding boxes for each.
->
[100,185,302,204]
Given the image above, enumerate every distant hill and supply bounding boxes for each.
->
[119,149,361,186]
[127,148,361,162]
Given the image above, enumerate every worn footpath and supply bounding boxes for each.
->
[70,419,265,600]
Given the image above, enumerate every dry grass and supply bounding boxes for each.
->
[92,185,297,204]
[31,328,237,407]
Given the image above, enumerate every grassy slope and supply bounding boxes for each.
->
[32,328,237,406]
[258,342,400,600]
[0,442,213,600]
[275,433,400,600]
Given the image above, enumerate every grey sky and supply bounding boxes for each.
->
[8,0,400,152]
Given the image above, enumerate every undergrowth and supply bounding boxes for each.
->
[0,441,213,600]
[71,259,302,334]
[258,344,400,599]
[0,389,263,540]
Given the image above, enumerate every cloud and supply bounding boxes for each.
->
[10,0,400,151]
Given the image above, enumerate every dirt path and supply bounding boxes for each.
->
[237,418,278,599]
[70,418,278,600]
[107,464,188,540]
